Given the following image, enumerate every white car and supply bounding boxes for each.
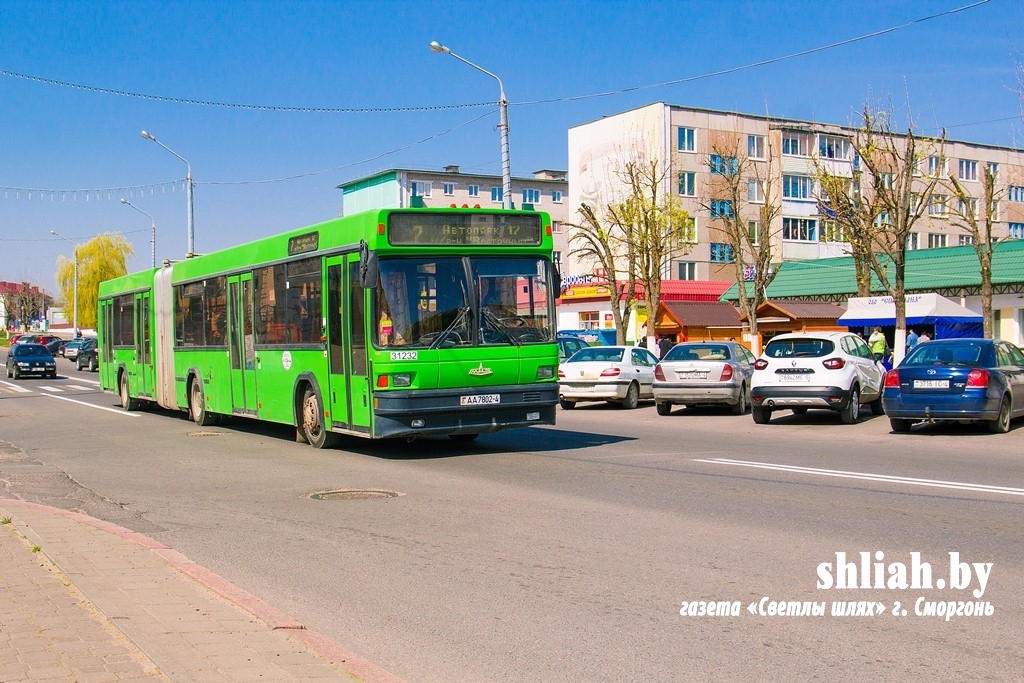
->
[558,345,659,409]
[749,331,886,424]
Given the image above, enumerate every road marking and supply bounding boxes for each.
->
[39,393,140,417]
[0,380,32,393]
[693,457,1024,498]
[38,385,64,393]
[64,384,95,391]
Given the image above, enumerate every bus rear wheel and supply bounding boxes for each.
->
[188,378,215,426]
[301,388,339,449]
[120,373,140,412]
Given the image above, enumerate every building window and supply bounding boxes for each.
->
[678,127,695,152]
[1010,223,1024,239]
[782,175,812,200]
[442,183,455,196]
[959,234,974,246]
[926,155,946,177]
[958,197,978,217]
[987,162,999,181]
[679,217,697,243]
[491,186,503,203]
[709,154,738,176]
[580,311,600,330]
[782,132,811,157]
[821,220,847,243]
[927,194,948,217]
[709,199,733,219]
[818,135,851,160]
[928,233,947,248]
[552,220,563,233]
[991,199,1000,221]
[958,159,978,181]
[747,179,764,203]
[709,243,735,263]
[411,181,432,197]
[782,217,818,241]
[468,184,480,198]
[877,173,894,190]
[748,220,759,245]
[552,190,563,203]
[1008,186,1024,203]
[523,188,541,204]
[678,171,696,197]
[677,261,696,280]
[874,211,892,228]
[906,233,919,250]
[748,135,765,159]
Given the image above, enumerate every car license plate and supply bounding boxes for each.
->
[461,394,500,406]
[678,371,708,380]
[779,374,810,382]
[914,379,949,389]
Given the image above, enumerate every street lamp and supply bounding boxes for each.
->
[50,230,79,336]
[120,198,157,267]
[430,40,512,210]
[140,130,195,258]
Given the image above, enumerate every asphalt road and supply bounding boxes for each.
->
[1,362,1022,681]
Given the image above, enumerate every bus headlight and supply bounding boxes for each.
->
[536,366,554,380]
[392,373,412,387]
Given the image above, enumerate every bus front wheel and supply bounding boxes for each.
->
[189,378,215,426]
[300,387,339,449]
[120,373,140,412]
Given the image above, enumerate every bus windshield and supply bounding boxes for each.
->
[375,256,554,348]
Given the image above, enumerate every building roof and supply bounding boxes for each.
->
[659,280,732,301]
[662,301,742,328]
[337,166,568,190]
[762,300,846,321]
[720,240,1024,302]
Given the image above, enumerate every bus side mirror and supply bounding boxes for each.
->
[552,263,561,295]
[358,240,379,288]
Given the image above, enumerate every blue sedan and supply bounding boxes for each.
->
[882,339,1024,433]
[6,343,58,379]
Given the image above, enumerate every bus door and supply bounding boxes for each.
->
[227,274,258,415]
[134,290,152,398]
[325,255,371,434]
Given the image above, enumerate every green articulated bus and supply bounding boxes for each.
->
[97,207,560,446]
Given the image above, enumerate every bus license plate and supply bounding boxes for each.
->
[461,394,500,406]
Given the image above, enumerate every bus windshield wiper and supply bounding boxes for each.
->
[429,306,471,350]
[480,308,521,346]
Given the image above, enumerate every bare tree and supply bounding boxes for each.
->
[814,148,877,298]
[704,128,781,354]
[850,102,946,363]
[946,165,1003,337]
[568,148,691,345]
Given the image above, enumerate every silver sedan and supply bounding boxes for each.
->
[558,345,659,409]
[653,341,756,415]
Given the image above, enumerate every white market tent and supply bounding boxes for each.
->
[838,293,983,337]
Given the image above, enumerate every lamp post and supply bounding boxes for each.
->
[120,198,157,267]
[429,40,512,210]
[50,230,79,336]
[140,130,195,258]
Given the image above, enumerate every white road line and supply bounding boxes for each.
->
[64,385,95,391]
[0,380,32,393]
[694,457,1024,498]
[37,386,64,393]
[39,393,140,417]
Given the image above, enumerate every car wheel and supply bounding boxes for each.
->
[656,401,672,416]
[621,382,639,409]
[559,397,576,410]
[890,418,913,433]
[12,365,20,380]
[870,396,885,415]
[730,385,747,415]
[988,396,1011,434]
[840,387,860,424]
[300,387,339,448]
[77,360,84,371]
[752,406,771,424]
[89,357,98,372]
[120,373,140,412]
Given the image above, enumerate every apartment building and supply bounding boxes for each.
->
[567,102,1024,285]
[337,165,571,271]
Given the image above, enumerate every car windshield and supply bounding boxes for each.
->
[14,344,49,356]
[664,344,730,361]
[764,338,834,358]
[903,342,989,367]
[569,348,624,363]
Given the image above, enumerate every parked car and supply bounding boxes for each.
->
[882,338,1024,434]
[76,343,99,372]
[557,345,659,409]
[45,338,66,357]
[63,337,96,361]
[750,331,886,424]
[557,334,589,362]
[5,343,57,379]
[653,341,756,415]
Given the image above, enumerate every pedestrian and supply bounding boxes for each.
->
[658,335,675,359]
[919,330,931,343]
[868,326,887,361]
[906,328,919,352]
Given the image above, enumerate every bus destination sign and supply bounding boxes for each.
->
[287,231,319,256]
[389,213,543,247]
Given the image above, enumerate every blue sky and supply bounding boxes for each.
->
[1,0,1021,294]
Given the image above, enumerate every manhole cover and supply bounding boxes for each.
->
[188,431,229,437]
[310,489,403,501]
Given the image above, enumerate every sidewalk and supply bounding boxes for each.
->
[0,498,406,683]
